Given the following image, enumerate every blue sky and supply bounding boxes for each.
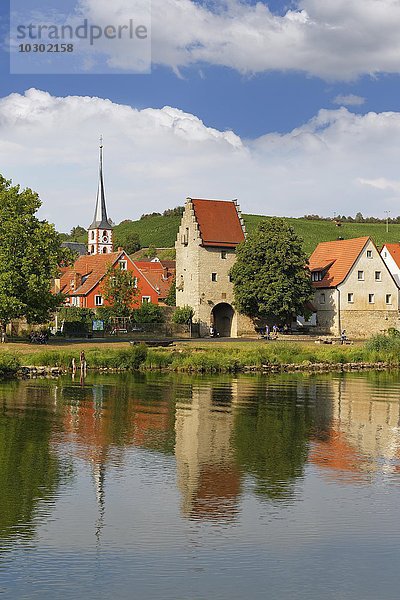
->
[2,0,399,137]
[1,0,400,229]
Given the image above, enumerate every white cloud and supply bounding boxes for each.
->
[13,0,400,79]
[358,177,400,192]
[75,0,400,79]
[1,89,400,232]
[333,95,365,107]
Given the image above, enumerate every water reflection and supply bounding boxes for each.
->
[175,383,241,520]
[0,373,400,564]
[310,374,400,482]
[0,381,67,544]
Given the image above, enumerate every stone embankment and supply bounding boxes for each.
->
[19,366,65,377]
[16,361,390,377]
[246,362,389,373]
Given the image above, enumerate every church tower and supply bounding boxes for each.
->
[88,139,114,255]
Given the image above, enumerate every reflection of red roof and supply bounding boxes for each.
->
[191,199,245,248]
[309,237,369,288]
[383,243,400,269]
[189,464,241,521]
[309,432,367,483]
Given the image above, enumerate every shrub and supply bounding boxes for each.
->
[133,303,164,323]
[172,305,194,324]
[0,353,21,379]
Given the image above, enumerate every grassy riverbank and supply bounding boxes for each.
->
[1,333,400,378]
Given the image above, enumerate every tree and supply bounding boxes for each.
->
[172,305,194,324]
[69,225,87,242]
[113,230,141,255]
[165,276,176,306]
[133,302,164,323]
[0,175,67,332]
[230,218,313,324]
[102,264,139,317]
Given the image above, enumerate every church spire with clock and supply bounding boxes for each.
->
[88,138,114,255]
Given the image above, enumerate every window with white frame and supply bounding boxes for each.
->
[211,273,217,282]
[366,250,373,258]
[347,293,354,303]
[95,295,103,306]
[72,296,80,307]
[386,294,392,305]
[142,296,151,303]
[357,271,364,281]
[119,260,127,270]
[375,271,382,281]
[368,293,375,304]
[221,251,227,260]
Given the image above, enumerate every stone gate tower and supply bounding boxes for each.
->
[175,197,255,337]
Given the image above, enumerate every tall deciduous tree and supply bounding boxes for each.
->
[230,218,313,324]
[0,175,67,331]
[102,264,139,317]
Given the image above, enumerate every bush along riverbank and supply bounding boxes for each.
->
[0,353,21,379]
[2,333,400,379]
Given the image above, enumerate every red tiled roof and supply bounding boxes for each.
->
[134,261,175,300]
[60,252,124,296]
[309,237,370,288]
[383,243,400,269]
[191,199,245,248]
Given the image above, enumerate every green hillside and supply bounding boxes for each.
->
[115,215,182,249]
[113,214,400,256]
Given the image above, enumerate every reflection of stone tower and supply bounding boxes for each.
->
[174,383,241,520]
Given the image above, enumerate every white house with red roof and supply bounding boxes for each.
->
[175,197,255,337]
[381,243,400,287]
[309,237,399,337]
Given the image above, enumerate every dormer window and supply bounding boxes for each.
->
[311,271,323,282]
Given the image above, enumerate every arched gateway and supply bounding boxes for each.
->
[212,303,234,337]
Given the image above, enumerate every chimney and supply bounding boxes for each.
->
[72,272,82,290]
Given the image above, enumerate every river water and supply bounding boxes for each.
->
[1,372,400,599]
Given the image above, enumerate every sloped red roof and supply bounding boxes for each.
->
[60,252,124,296]
[383,243,400,269]
[134,261,175,299]
[191,199,245,248]
[309,237,370,288]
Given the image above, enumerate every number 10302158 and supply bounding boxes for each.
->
[18,43,74,53]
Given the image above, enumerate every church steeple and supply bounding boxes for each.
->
[88,137,114,255]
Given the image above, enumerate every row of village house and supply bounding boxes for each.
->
[59,193,400,339]
[57,145,400,338]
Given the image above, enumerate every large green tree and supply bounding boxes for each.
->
[230,218,313,324]
[0,176,67,330]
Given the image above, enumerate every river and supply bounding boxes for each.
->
[1,372,400,599]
